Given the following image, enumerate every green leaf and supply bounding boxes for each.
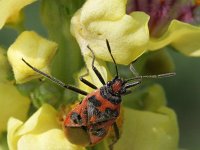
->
[71,0,150,65]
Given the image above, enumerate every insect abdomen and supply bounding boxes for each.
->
[63,89,121,145]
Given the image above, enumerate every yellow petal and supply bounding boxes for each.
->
[0,82,30,133]
[71,0,149,65]
[7,104,85,150]
[114,107,179,150]
[7,118,23,150]
[0,0,36,29]
[16,104,60,136]
[17,129,85,150]
[148,20,200,57]
[7,31,57,83]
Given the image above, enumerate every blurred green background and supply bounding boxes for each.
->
[0,1,200,150]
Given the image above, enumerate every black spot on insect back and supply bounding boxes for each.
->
[70,112,82,125]
[88,102,102,122]
[88,95,102,107]
[105,108,119,118]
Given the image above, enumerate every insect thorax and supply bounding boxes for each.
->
[100,86,122,105]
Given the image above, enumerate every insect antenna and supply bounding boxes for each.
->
[106,39,119,77]
[21,58,88,96]
[125,72,176,82]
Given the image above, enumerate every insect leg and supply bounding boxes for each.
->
[122,90,132,95]
[125,81,141,89]
[22,58,88,96]
[109,122,120,150]
[87,45,106,85]
[79,69,98,89]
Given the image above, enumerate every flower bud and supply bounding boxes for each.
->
[7,31,57,83]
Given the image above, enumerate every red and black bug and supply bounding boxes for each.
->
[22,40,175,150]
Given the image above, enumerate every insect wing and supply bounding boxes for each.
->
[64,100,88,127]
[87,96,119,124]
[88,119,115,145]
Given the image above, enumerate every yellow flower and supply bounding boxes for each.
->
[0,0,37,29]
[7,31,57,83]
[1,0,181,149]
[72,0,200,67]
[71,0,150,65]
[7,104,86,150]
[0,82,30,134]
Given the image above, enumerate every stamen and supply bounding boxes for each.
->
[176,2,197,24]
[149,0,168,36]
[147,0,152,13]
